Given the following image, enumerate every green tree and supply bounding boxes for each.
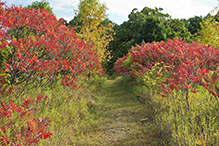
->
[106,7,193,74]
[26,0,54,15]
[186,16,204,35]
[130,17,193,48]
[68,15,83,33]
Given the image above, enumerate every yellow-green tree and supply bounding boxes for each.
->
[72,0,114,62]
[197,6,219,49]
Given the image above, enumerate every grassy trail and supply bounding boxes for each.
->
[74,77,164,146]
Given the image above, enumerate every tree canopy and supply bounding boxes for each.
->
[68,0,114,63]
[26,0,54,15]
[105,7,197,74]
[197,16,219,49]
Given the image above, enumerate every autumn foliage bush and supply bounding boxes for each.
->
[0,94,52,146]
[114,38,219,145]
[0,1,103,94]
[0,67,52,145]
[0,1,103,145]
[114,38,219,98]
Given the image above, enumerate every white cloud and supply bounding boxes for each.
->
[50,0,217,23]
[102,0,216,19]
[3,0,218,24]
[48,0,217,23]
[49,0,79,12]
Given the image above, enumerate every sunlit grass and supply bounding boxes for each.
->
[1,74,218,145]
[0,75,107,145]
[131,77,219,145]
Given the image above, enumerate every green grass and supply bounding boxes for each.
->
[1,75,218,145]
[131,76,219,146]
[0,76,105,145]
[30,76,167,145]
[66,76,168,146]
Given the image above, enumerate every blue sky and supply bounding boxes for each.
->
[3,0,219,24]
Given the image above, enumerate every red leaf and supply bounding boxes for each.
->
[51,30,55,36]
[20,111,27,121]
[164,89,171,95]
[0,101,10,110]
[18,106,23,113]
[210,90,218,97]
[18,53,22,59]
[77,84,83,90]
[22,100,29,108]
[10,100,18,112]
[160,94,167,97]
[0,75,6,79]
[64,76,69,81]
[69,67,75,73]
[0,135,11,146]
[25,18,29,24]
[82,64,86,69]
[4,63,12,72]
[191,90,199,94]
[158,92,167,97]
[44,96,48,100]
[32,56,38,62]
[36,95,44,104]
[63,60,67,65]
[0,108,11,119]
[51,62,55,68]
[28,58,33,64]
[61,80,66,86]
[43,132,53,139]
[155,72,162,77]
[183,84,191,89]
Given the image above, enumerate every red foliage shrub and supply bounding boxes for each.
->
[114,38,219,97]
[0,95,51,146]
[0,1,103,93]
[0,1,104,145]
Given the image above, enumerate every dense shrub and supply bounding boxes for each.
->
[0,94,52,146]
[0,1,103,95]
[0,1,103,145]
[114,38,219,97]
[114,38,219,145]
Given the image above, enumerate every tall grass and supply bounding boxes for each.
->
[0,75,107,145]
[132,77,219,145]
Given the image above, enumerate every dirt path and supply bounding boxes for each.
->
[74,77,164,146]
